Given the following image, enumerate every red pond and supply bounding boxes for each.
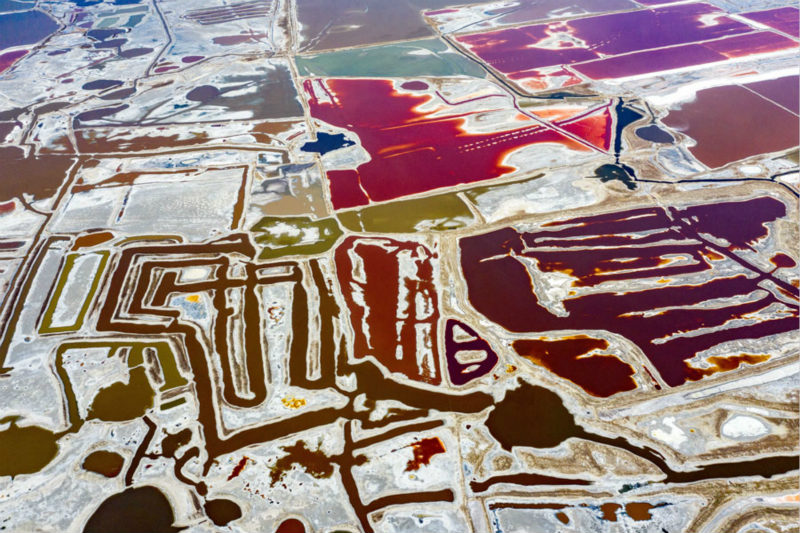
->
[512,336,637,397]
[459,196,799,387]
[335,236,442,384]
[741,6,799,37]
[455,3,757,84]
[304,78,610,209]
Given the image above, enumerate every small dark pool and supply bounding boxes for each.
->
[301,132,355,155]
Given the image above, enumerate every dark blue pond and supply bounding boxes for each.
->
[82,79,123,91]
[0,0,35,13]
[68,0,141,6]
[636,124,674,144]
[300,132,355,155]
[0,10,59,50]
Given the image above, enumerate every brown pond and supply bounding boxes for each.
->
[662,84,798,168]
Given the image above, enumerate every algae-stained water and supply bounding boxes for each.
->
[0,0,797,532]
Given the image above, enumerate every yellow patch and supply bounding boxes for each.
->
[282,397,306,409]
[186,294,200,303]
